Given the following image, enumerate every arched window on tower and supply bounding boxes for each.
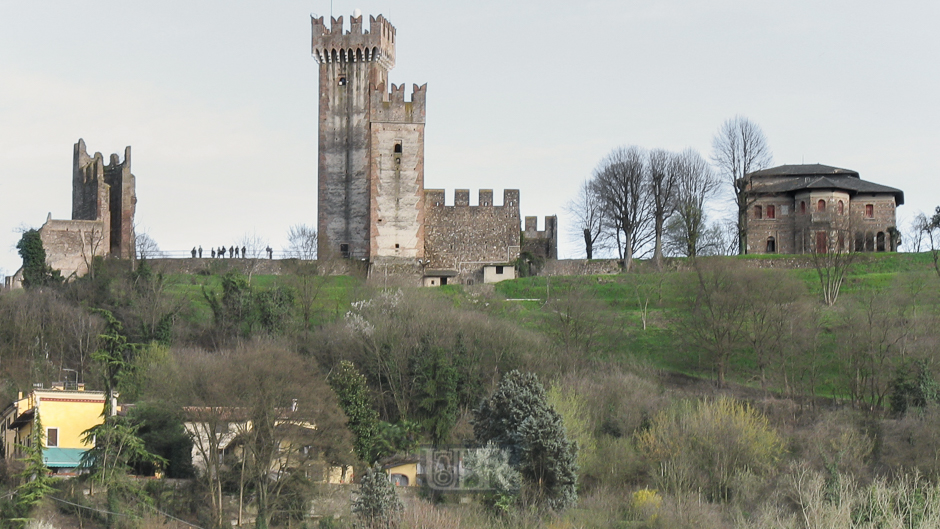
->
[817,199,826,212]
[394,143,402,153]
[838,200,844,215]
[800,201,806,214]
[766,236,776,253]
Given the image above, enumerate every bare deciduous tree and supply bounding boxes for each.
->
[679,259,752,387]
[286,224,318,260]
[647,149,681,269]
[664,149,720,257]
[591,146,652,270]
[807,227,856,306]
[564,179,606,259]
[711,116,773,255]
[135,231,162,260]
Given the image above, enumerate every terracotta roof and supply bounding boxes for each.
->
[748,164,904,205]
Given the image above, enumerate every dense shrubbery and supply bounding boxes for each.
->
[4,253,940,527]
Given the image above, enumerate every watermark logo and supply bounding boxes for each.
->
[420,445,514,492]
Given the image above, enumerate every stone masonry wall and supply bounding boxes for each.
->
[369,84,426,259]
[314,15,396,260]
[39,217,108,280]
[424,189,521,282]
[748,191,898,254]
[521,215,557,259]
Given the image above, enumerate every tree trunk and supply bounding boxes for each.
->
[583,228,593,259]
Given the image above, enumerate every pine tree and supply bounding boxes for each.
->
[473,370,578,511]
[352,463,403,529]
[329,361,380,462]
[11,411,55,527]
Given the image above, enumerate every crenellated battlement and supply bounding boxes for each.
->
[425,189,519,209]
[370,83,427,123]
[311,14,396,69]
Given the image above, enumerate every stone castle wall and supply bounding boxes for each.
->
[424,189,521,283]
[39,217,108,280]
[521,215,557,260]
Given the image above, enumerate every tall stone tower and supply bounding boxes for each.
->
[71,139,137,259]
[312,13,426,261]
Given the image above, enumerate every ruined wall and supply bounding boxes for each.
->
[313,14,396,260]
[38,216,108,279]
[521,216,557,259]
[424,189,520,283]
[369,83,426,259]
[70,139,136,259]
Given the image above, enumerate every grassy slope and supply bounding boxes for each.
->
[164,252,937,394]
[493,252,939,392]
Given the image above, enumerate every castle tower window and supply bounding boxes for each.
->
[838,200,844,215]
[800,201,806,214]
[754,205,762,219]
[394,143,402,153]
[817,199,826,212]
[338,76,346,86]
[865,204,874,218]
[766,205,775,219]
[766,237,776,253]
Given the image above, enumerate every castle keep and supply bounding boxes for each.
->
[312,13,556,284]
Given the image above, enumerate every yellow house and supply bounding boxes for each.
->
[0,383,110,473]
[384,458,420,487]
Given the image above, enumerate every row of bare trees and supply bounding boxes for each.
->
[569,116,772,266]
[568,146,723,269]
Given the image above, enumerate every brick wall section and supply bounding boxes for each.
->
[424,189,521,283]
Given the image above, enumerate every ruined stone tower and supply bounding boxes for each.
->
[312,13,426,261]
[71,139,136,259]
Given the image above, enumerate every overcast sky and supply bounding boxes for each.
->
[2,0,938,277]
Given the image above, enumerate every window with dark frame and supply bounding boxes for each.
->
[767,205,775,219]
[47,427,58,447]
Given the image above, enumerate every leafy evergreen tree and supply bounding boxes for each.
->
[413,346,459,446]
[473,370,578,511]
[9,412,55,527]
[352,463,403,529]
[329,361,380,463]
[16,229,62,288]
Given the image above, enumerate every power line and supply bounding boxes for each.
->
[47,495,205,529]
